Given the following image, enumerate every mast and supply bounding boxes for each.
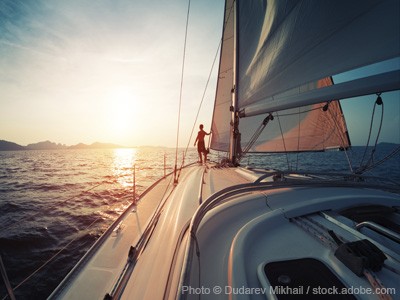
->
[229,0,239,165]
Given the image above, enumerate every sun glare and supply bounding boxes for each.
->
[107,86,137,133]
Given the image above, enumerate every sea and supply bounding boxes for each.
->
[0,146,399,299]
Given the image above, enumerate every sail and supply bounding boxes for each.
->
[210,0,235,152]
[236,0,400,113]
[211,0,399,153]
[239,78,351,152]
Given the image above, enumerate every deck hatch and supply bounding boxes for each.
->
[263,258,355,299]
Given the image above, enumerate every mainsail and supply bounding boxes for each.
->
[211,0,400,154]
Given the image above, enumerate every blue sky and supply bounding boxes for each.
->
[0,0,399,147]
[335,58,400,146]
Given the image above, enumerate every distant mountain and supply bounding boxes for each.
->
[69,142,124,149]
[0,140,25,151]
[26,140,67,150]
[0,140,125,151]
[68,143,87,149]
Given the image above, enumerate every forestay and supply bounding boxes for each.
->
[211,0,400,153]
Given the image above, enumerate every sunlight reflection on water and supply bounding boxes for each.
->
[112,148,137,188]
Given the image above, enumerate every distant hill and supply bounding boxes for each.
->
[26,140,67,150]
[0,140,25,151]
[69,142,124,149]
[0,140,125,151]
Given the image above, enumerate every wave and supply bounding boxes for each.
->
[0,147,397,298]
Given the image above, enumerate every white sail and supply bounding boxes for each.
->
[211,0,399,154]
[236,0,400,111]
[211,0,235,152]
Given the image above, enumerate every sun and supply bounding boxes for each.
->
[107,86,137,133]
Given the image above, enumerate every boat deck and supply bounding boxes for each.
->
[191,186,400,299]
[50,164,400,299]
[121,164,252,299]
[50,163,252,299]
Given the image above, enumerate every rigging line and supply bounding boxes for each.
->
[241,127,262,154]
[101,172,177,299]
[0,181,108,234]
[358,96,384,173]
[109,172,178,299]
[275,112,291,170]
[373,98,384,149]
[6,216,102,297]
[207,128,212,150]
[359,98,378,168]
[296,106,301,171]
[360,145,400,177]
[178,0,234,174]
[181,38,222,168]
[326,104,354,173]
[174,0,191,183]
[238,114,273,160]
[367,102,384,168]
[0,255,15,300]
[241,126,261,154]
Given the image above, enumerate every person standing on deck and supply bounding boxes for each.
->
[194,124,211,164]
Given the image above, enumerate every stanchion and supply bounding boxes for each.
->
[0,254,16,300]
[164,153,166,179]
[132,164,137,210]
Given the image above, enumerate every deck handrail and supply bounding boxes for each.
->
[356,221,400,243]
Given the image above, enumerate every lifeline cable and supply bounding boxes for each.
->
[275,112,291,170]
[4,168,178,300]
[0,181,109,234]
[1,217,102,300]
[359,145,400,176]
[296,107,301,170]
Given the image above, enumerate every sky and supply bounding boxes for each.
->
[0,0,224,147]
[0,0,399,148]
[335,58,400,146]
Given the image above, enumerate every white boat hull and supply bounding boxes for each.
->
[50,165,400,299]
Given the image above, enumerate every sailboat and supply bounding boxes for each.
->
[46,0,399,299]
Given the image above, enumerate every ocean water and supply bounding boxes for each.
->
[0,148,198,299]
[0,146,399,299]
